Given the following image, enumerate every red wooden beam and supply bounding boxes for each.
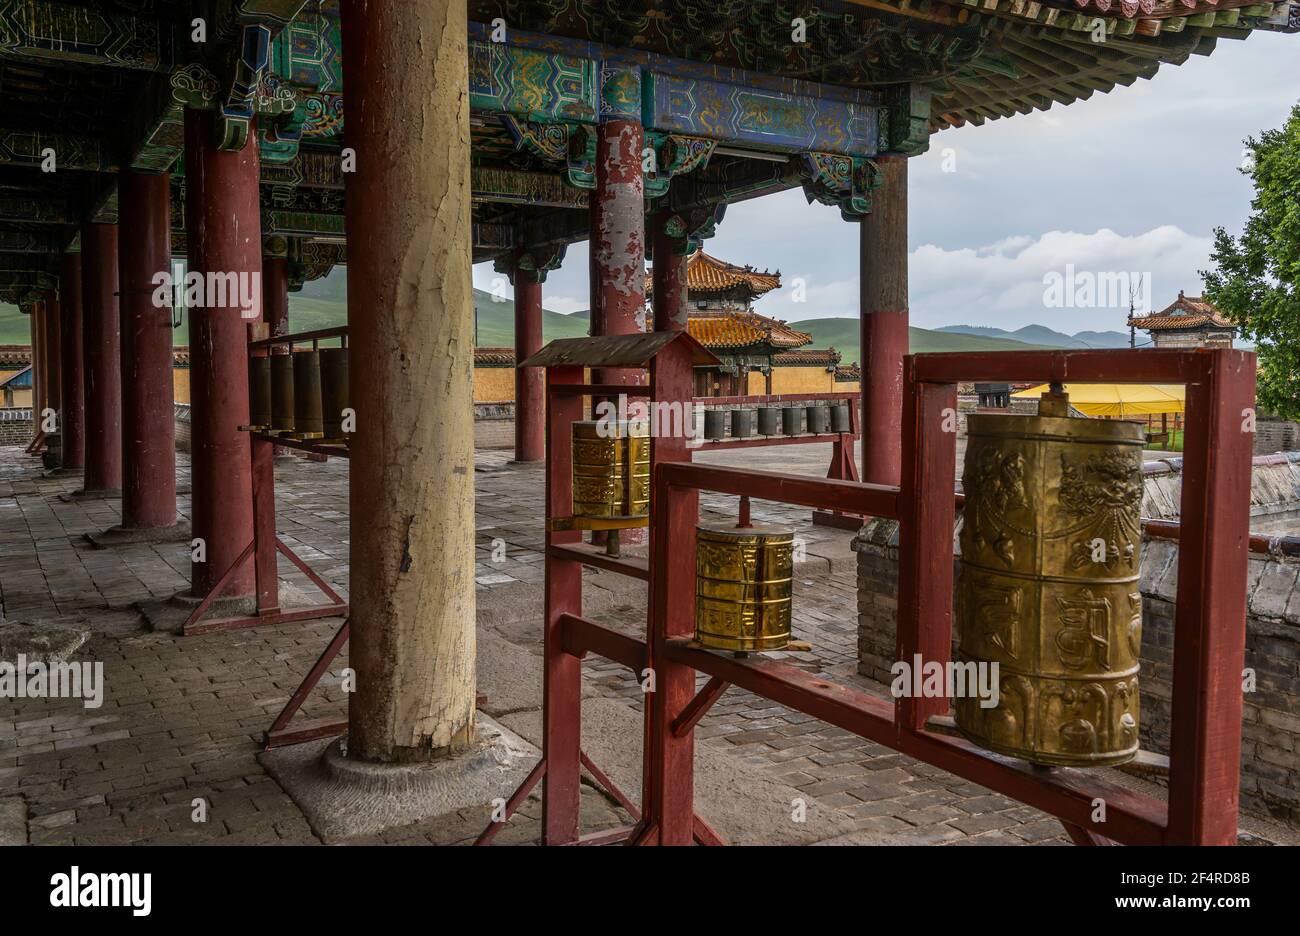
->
[658,461,898,519]
[547,543,649,581]
[559,613,648,673]
[911,348,1208,385]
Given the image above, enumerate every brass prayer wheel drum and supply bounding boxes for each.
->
[291,350,325,439]
[248,356,272,430]
[320,347,349,440]
[570,419,649,524]
[270,354,295,433]
[695,523,794,651]
[955,393,1145,767]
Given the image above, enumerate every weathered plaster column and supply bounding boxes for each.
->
[860,156,909,487]
[341,0,476,762]
[58,253,85,469]
[651,217,689,334]
[590,66,646,387]
[182,109,260,599]
[81,223,122,494]
[513,264,544,462]
[117,170,177,530]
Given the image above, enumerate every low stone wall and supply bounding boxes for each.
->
[474,401,514,450]
[855,519,1300,826]
[0,408,33,446]
[1140,452,1300,524]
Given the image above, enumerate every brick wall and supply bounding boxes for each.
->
[1256,417,1300,457]
[855,521,1300,826]
[0,408,33,446]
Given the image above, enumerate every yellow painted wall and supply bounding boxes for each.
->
[769,366,836,395]
[174,368,190,405]
[746,370,767,395]
[474,367,514,403]
[836,380,860,393]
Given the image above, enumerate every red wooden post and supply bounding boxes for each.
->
[860,156,909,487]
[118,169,177,529]
[514,266,544,462]
[647,339,698,844]
[58,252,85,469]
[251,434,279,615]
[30,300,44,440]
[81,223,122,493]
[895,359,957,733]
[42,287,61,425]
[183,109,260,599]
[543,364,584,844]
[1167,350,1255,844]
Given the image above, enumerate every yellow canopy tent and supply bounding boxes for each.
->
[1010,383,1186,418]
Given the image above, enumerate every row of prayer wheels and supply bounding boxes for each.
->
[248,347,350,441]
[567,418,795,651]
[702,403,851,440]
[567,386,1145,769]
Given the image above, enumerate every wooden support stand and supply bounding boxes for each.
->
[487,344,1255,846]
[181,433,348,636]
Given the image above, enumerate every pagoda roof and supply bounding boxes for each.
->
[1129,292,1235,330]
[773,348,843,367]
[646,251,781,299]
[687,311,812,351]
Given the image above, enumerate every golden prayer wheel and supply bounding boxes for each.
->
[270,353,295,434]
[695,523,794,652]
[248,356,272,430]
[571,419,650,524]
[292,350,325,439]
[955,390,1144,767]
[320,347,349,440]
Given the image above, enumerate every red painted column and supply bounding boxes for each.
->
[30,301,44,432]
[118,169,177,529]
[43,288,61,419]
[264,255,290,338]
[514,266,544,462]
[183,109,260,599]
[651,218,689,333]
[81,223,122,493]
[859,156,909,487]
[58,253,85,469]
[590,68,646,387]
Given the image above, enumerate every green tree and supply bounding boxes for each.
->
[1203,103,1300,419]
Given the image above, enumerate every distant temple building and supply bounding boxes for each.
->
[1128,292,1236,349]
[646,251,844,396]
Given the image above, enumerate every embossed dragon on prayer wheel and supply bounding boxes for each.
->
[955,390,1145,767]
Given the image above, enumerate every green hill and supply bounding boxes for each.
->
[788,316,1057,365]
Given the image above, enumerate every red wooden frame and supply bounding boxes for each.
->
[491,346,1254,846]
[181,433,348,636]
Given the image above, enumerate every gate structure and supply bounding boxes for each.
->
[484,343,1255,846]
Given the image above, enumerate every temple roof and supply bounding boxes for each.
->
[687,311,812,351]
[646,251,781,299]
[773,348,842,368]
[1129,292,1235,330]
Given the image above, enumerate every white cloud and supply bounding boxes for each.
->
[759,225,1214,334]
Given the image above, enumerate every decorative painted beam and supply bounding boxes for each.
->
[644,71,882,158]
[0,190,72,224]
[0,229,60,253]
[0,0,177,72]
[263,207,345,237]
[469,40,599,123]
[0,127,117,170]
[471,166,588,209]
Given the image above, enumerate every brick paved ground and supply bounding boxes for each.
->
[1,441,1294,846]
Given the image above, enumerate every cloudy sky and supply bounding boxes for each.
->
[473,30,1299,337]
